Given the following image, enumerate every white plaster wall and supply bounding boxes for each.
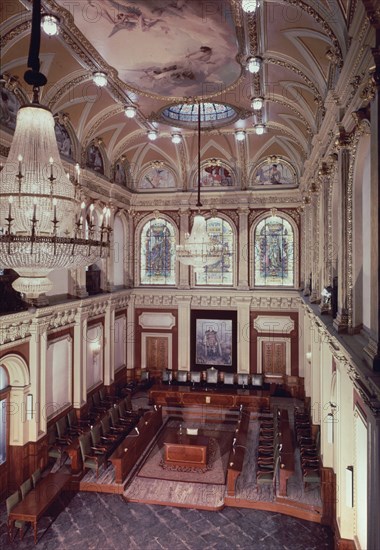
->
[114,316,126,370]
[45,337,71,418]
[86,325,103,390]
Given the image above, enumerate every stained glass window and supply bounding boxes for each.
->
[254,216,294,286]
[140,218,176,285]
[196,217,234,286]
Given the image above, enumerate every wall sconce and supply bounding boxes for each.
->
[91,342,101,366]
[345,466,354,507]
[26,394,33,420]
[326,410,335,444]
[306,351,312,362]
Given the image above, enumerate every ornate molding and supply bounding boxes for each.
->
[47,308,78,330]
[250,296,301,309]
[134,294,178,306]
[0,317,32,345]
[191,295,234,307]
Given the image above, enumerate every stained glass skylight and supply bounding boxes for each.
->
[161,102,237,127]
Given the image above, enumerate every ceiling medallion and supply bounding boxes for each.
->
[160,102,238,129]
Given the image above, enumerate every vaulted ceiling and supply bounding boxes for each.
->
[0,0,359,191]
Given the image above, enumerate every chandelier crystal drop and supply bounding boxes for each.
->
[175,102,223,272]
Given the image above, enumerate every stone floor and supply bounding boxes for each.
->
[1,491,333,549]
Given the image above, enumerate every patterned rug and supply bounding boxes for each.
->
[137,423,233,485]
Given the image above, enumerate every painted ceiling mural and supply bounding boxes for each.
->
[56,0,241,97]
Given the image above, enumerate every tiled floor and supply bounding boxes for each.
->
[1,491,333,549]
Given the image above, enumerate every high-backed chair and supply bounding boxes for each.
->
[67,409,88,433]
[91,391,107,413]
[190,371,201,385]
[206,368,218,385]
[251,374,263,387]
[223,372,235,385]
[162,369,173,383]
[47,425,67,466]
[238,374,249,387]
[20,477,32,500]
[56,416,74,442]
[31,468,41,488]
[6,491,26,541]
[176,371,188,384]
[90,424,110,452]
[99,387,118,406]
[101,414,121,440]
[109,406,130,431]
[78,432,106,478]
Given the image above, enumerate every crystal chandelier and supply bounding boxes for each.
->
[176,103,223,273]
[0,0,110,301]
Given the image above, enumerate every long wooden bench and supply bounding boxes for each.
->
[109,407,163,484]
[226,409,250,496]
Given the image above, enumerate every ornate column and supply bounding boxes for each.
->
[363,49,380,370]
[176,295,192,370]
[333,129,351,332]
[125,209,135,288]
[178,209,190,289]
[367,411,380,549]
[318,161,334,313]
[234,296,251,374]
[104,206,115,292]
[73,307,88,409]
[29,316,49,439]
[103,302,115,386]
[126,294,136,373]
[302,197,312,296]
[310,190,321,303]
[237,207,249,290]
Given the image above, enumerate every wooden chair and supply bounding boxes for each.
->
[67,409,88,433]
[31,468,41,488]
[6,491,26,541]
[101,414,121,441]
[56,416,75,442]
[90,424,110,453]
[91,391,107,414]
[78,432,106,478]
[108,407,129,432]
[47,425,67,466]
[20,477,32,499]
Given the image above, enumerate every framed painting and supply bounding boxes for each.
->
[191,310,237,372]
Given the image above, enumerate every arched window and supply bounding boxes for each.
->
[195,217,234,286]
[254,215,294,287]
[0,366,9,466]
[140,218,176,285]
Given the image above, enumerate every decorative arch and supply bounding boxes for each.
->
[136,215,178,286]
[194,214,236,287]
[196,159,236,188]
[251,211,299,288]
[0,353,30,387]
[137,163,177,190]
[85,141,106,176]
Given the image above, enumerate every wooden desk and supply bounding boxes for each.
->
[149,385,270,412]
[278,409,295,496]
[163,432,209,468]
[109,407,162,484]
[8,473,69,544]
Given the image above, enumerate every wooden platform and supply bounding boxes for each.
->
[149,384,270,412]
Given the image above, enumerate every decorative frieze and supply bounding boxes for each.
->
[0,317,32,345]
[134,294,178,306]
[191,295,234,307]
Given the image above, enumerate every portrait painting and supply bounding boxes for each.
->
[0,87,21,130]
[55,1,241,97]
[200,162,233,187]
[86,144,104,174]
[191,310,237,371]
[252,160,297,187]
[54,121,73,158]
[139,167,176,190]
[114,161,127,185]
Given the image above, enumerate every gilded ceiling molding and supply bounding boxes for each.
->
[362,0,380,28]
[47,74,90,110]
[265,57,323,105]
[236,139,247,190]
[246,10,258,53]
[82,106,123,149]
[282,0,343,66]
[0,20,31,50]
[176,141,187,191]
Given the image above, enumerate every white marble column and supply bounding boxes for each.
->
[103,305,115,386]
[234,296,251,373]
[237,207,249,290]
[177,295,192,370]
[73,267,88,298]
[333,145,350,332]
[73,309,88,408]
[126,211,135,288]
[367,412,380,549]
[126,294,136,372]
[29,318,49,439]
[105,207,115,292]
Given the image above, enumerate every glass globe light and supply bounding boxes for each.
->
[251,97,264,110]
[41,14,59,36]
[242,0,257,13]
[147,130,158,141]
[92,72,108,87]
[247,56,262,74]
[124,106,137,118]
[235,130,246,141]
[254,124,265,135]
[171,133,182,144]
